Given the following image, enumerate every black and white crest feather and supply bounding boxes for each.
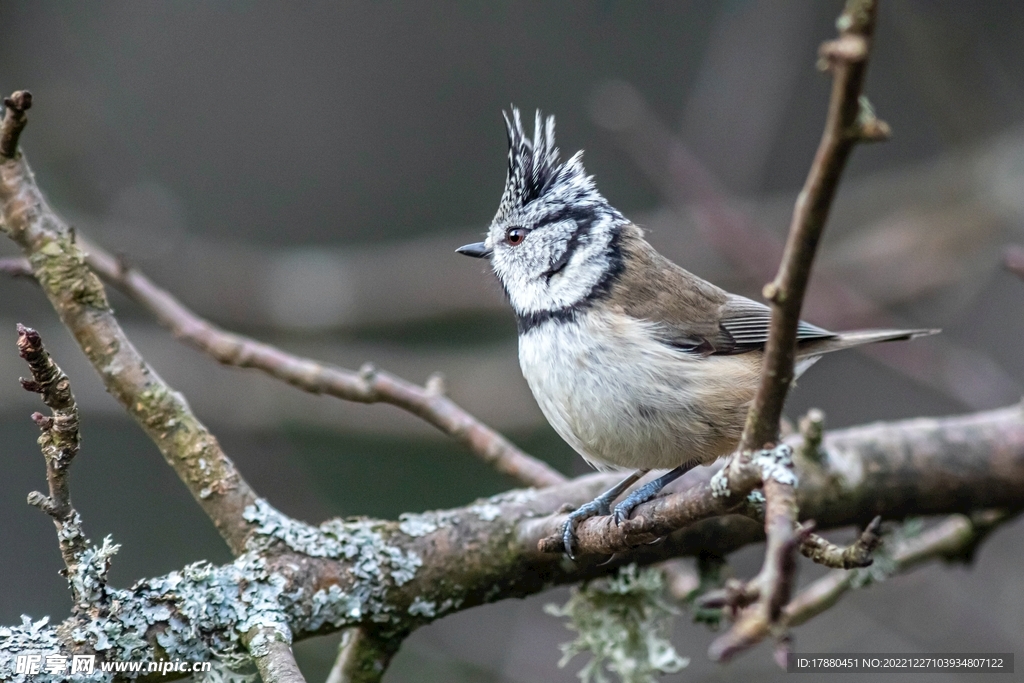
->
[495,108,597,223]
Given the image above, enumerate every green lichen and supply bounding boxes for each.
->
[545,565,688,683]
[30,235,109,311]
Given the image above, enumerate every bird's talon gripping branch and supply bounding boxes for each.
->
[560,469,647,558]
[611,462,694,526]
[561,498,612,559]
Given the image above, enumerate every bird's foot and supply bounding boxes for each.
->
[611,461,694,525]
[611,480,662,526]
[561,497,611,559]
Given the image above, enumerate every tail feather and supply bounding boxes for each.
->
[800,328,939,356]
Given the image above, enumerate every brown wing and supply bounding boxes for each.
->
[610,225,834,355]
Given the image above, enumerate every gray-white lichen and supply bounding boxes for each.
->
[468,503,502,522]
[0,500,430,682]
[545,565,688,683]
[398,514,439,538]
[709,468,731,498]
[745,489,767,516]
[754,444,797,486]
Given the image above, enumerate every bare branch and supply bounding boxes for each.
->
[707,0,884,662]
[799,515,882,568]
[16,324,88,576]
[244,627,307,683]
[325,627,401,683]
[0,96,259,554]
[78,237,565,489]
[0,255,33,278]
[784,510,1013,628]
[593,84,1012,410]
[741,0,882,452]
[0,90,31,159]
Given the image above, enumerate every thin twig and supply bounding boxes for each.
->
[0,90,31,159]
[0,255,33,278]
[738,491,881,570]
[78,236,565,489]
[784,510,1012,627]
[799,515,882,568]
[740,0,883,453]
[244,627,308,683]
[0,94,259,555]
[16,324,89,577]
[712,0,884,662]
[325,627,401,683]
[796,409,826,464]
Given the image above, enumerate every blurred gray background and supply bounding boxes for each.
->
[1,1,1023,681]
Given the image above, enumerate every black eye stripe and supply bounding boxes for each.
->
[541,212,596,281]
[536,204,596,229]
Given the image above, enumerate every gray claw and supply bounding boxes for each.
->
[560,499,612,559]
[611,501,634,526]
[562,518,578,559]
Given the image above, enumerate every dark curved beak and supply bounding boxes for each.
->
[456,241,493,259]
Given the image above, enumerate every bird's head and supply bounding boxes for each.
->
[458,108,626,320]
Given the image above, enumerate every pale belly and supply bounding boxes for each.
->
[518,313,762,471]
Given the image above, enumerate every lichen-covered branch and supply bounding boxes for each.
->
[525,403,1024,560]
[16,324,89,584]
[0,405,1022,680]
[77,236,564,489]
[0,101,258,555]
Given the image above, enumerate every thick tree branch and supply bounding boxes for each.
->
[0,405,1022,681]
[0,100,258,555]
[523,403,1024,559]
[77,237,564,489]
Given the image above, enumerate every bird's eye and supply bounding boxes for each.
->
[505,227,528,246]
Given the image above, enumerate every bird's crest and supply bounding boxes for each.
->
[495,107,592,222]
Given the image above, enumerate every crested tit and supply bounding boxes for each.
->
[458,109,935,557]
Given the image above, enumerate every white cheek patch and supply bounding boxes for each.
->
[494,219,615,315]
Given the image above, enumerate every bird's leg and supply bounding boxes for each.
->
[611,460,697,526]
[562,469,648,558]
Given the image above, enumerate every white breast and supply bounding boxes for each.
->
[518,311,761,471]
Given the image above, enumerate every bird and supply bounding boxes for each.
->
[457,108,936,558]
